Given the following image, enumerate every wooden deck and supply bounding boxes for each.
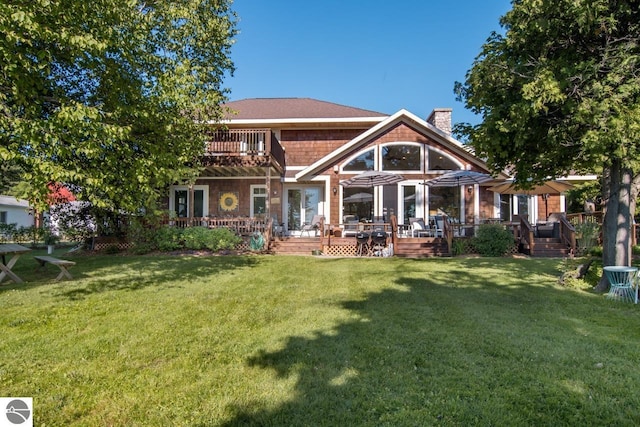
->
[269,235,450,258]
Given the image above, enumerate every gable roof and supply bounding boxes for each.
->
[0,195,30,208]
[295,109,506,181]
[223,98,388,121]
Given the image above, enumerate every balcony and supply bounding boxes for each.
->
[203,129,285,175]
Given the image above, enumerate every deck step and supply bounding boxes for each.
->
[523,238,571,257]
[394,238,450,257]
[269,237,322,255]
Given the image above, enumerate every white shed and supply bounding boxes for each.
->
[0,195,34,228]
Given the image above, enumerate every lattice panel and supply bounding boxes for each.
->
[322,244,358,257]
[93,240,251,252]
[94,242,132,251]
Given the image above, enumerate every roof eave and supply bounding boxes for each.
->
[207,117,388,126]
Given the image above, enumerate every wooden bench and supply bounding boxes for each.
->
[34,256,76,281]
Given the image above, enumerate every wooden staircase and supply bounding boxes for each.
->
[522,237,571,257]
[268,237,323,255]
[393,237,450,258]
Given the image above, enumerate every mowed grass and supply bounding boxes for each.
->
[2,250,640,426]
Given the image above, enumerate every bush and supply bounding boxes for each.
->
[575,221,600,256]
[181,227,242,251]
[124,213,243,253]
[155,226,183,252]
[472,224,515,257]
[0,223,18,242]
[13,226,36,244]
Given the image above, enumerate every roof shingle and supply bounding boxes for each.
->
[223,98,388,120]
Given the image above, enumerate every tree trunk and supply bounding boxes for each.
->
[597,159,635,291]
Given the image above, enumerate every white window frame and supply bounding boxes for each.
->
[169,185,209,217]
[250,185,267,217]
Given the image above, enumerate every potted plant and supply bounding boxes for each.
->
[43,231,59,254]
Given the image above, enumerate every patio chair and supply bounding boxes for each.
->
[342,215,359,237]
[433,215,445,238]
[409,217,431,237]
[271,215,284,238]
[301,215,324,237]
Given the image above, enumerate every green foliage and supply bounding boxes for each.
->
[42,230,59,246]
[12,226,37,244]
[0,1,237,212]
[455,0,640,267]
[126,214,242,253]
[155,227,185,252]
[472,224,515,256]
[575,221,601,256]
[565,181,602,213]
[558,257,597,290]
[451,239,466,256]
[456,1,640,183]
[0,223,17,242]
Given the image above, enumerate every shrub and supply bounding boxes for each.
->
[155,226,183,252]
[575,221,600,256]
[472,224,515,256]
[124,213,243,253]
[213,227,242,250]
[451,239,465,256]
[0,223,18,242]
[180,227,242,251]
[13,226,35,244]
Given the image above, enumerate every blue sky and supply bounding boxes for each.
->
[225,1,513,126]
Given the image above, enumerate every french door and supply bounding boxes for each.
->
[171,186,207,217]
[287,187,321,233]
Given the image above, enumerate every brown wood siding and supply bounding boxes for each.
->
[280,129,367,165]
[193,178,281,218]
[478,188,496,220]
[538,194,561,219]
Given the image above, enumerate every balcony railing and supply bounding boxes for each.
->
[204,128,285,169]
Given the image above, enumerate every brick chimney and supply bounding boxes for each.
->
[426,108,452,135]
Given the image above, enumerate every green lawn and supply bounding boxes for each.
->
[2,250,640,426]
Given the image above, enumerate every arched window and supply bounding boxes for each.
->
[381,144,421,171]
[344,149,374,171]
[428,148,460,171]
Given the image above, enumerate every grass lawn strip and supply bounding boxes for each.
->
[1,251,639,425]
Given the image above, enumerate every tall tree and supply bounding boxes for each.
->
[0,0,236,212]
[455,0,640,289]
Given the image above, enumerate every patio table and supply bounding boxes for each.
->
[0,243,32,284]
[603,266,638,304]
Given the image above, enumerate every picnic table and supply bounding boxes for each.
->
[0,243,32,284]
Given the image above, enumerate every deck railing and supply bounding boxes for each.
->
[161,216,269,236]
[204,128,285,168]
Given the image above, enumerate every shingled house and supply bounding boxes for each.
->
[165,98,580,256]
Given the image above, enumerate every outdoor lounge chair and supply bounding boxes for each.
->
[433,215,445,237]
[409,217,431,237]
[301,215,324,237]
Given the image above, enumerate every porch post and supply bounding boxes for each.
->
[265,166,271,219]
[188,182,195,226]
